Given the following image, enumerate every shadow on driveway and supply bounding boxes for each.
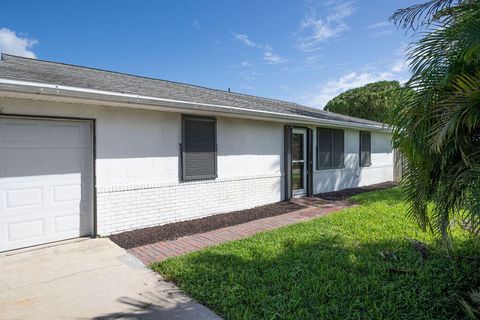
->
[0,238,220,320]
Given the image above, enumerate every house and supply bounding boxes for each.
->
[0,54,393,252]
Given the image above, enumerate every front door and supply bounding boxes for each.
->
[292,128,307,197]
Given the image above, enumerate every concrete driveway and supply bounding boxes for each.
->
[0,238,221,320]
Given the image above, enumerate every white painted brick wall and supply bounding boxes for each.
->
[96,174,283,235]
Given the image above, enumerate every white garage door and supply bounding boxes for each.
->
[0,117,93,252]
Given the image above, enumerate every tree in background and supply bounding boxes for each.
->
[324,81,400,123]
[390,0,480,250]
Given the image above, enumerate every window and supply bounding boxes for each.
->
[359,131,371,167]
[317,128,344,170]
[181,116,217,181]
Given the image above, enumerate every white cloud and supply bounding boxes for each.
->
[299,18,346,49]
[301,58,410,108]
[237,60,259,81]
[233,32,287,66]
[241,61,254,67]
[337,61,351,67]
[306,55,321,63]
[0,28,37,58]
[364,21,393,37]
[391,60,408,73]
[263,51,287,64]
[233,33,260,48]
[296,2,354,52]
[365,21,390,29]
[371,29,393,37]
[192,20,201,30]
[304,71,392,108]
[239,67,260,81]
[282,54,324,74]
[326,2,355,22]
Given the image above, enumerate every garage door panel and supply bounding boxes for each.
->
[0,120,41,145]
[2,155,44,178]
[54,214,81,234]
[48,123,84,147]
[1,177,82,210]
[0,118,89,149]
[53,154,83,174]
[53,184,82,203]
[1,213,83,249]
[1,149,84,178]
[5,187,44,209]
[6,219,45,242]
[0,117,93,252]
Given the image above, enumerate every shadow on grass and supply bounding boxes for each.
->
[152,234,479,320]
[316,182,399,202]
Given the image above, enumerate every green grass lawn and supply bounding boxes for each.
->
[152,188,479,319]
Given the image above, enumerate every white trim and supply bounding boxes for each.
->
[292,128,307,197]
[0,78,391,132]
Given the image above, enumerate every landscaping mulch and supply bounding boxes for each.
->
[111,181,398,249]
[315,181,398,201]
[110,201,305,249]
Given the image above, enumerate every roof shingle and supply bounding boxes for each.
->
[0,54,384,127]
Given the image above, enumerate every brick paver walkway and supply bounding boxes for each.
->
[129,198,353,265]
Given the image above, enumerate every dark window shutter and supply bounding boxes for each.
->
[317,128,332,169]
[181,116,217,180]
[317,128,344,170]
[331,130,344,168]
[360,131,371,167]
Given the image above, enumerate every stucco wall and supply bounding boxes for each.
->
[0,97,393,235]
[312,129,394,193]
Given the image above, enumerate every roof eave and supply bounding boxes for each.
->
[0,78,391,132]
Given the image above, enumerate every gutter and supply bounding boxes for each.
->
[0,78,391,132]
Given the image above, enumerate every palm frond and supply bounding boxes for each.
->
[391,0,480,249]
[390,0,464,30]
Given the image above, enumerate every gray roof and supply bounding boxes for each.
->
[0,54,383,127]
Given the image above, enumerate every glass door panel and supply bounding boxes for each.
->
[292,133,304,161]
[292,162,304,191]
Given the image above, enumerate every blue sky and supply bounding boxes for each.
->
[0,0,419,108]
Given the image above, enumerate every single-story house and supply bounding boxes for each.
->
[0,54,393,252]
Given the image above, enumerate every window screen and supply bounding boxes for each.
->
[359,131,371,167]
[181,116,217,180]
[317,129,332,169]
[331,130,344,168]
[317,128,344,169]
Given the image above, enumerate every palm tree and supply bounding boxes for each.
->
[390,0,480,249]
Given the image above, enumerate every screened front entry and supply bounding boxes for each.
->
[292,129,307,196]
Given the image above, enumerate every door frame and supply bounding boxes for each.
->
[292,128,307,197]
[0,113,97,238]
[284,125,314,201]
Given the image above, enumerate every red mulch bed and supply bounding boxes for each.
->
[110,201,305,249]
